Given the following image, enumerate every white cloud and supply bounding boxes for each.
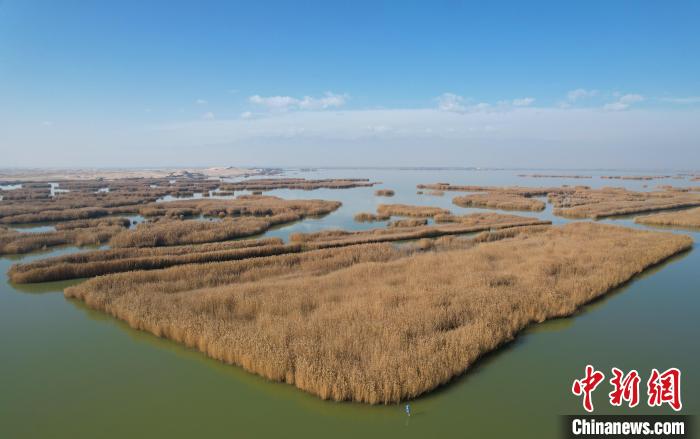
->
[660,96,700,104]
[436,93,466,112]
[512,97,535,107]
[195,99,208,105]
[240,111,253,119]
[201,112,215,120]
[604,94,644,111]
[249,92,347,112]
[152,107,700,170]
[567,88,598,102]
[440,93,531,112]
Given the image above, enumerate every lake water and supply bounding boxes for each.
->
[1,169,697,438]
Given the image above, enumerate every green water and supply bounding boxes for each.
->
[1,169,698,438]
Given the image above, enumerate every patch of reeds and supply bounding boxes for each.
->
[376,204,451,218]
[219,178,377,191]
[109,217,280,248]
[354,212,390,222]
[549,188,700,219]
[64,222,692,404]
[417,183,578,197]
[517,174,592,179]
[54,217,131,230]
[291,213,549,247]
[374,189,395,197]
[0,225,124,255]
[601,175,671,180]
[387,218,428,228]
[8,238,298,283]
[634,207,700,229]
[453,193,546,211]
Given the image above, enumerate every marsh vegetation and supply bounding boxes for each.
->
[635,207,700,229]
[64,223,691,404]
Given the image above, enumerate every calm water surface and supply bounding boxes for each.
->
[1,169,697,438]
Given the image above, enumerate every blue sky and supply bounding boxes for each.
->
[1,0,699,168]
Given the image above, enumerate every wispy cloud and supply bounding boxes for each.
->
[439,93,533,112]
[249,92,347,111]
[436,93,466,112]
[567,88,598,102]
[603,94,644,111]
[660,96,700,104]
[195,99,208,105]
[201,112,215,120]
[512,97,535,107]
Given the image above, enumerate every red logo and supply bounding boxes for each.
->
[572,366,682,412]
[572,365,605,412]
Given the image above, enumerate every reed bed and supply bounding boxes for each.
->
[374,189,395,197]
[64,223,692,403]
[0,225,124,255]
[388,218,428,228]
[657,185,700,192]
[634,207,700,229]
[549,188,700,219]
[601,175,671,181]
[219,178,376,191]
[417,183,578,197]
[109,217,281,248]
[517,174,592,179]
[453,193,546,211]
[376,204,450,218]
[54,217,131,230]
[354,212,390,222]
[139,196,341,220]
[0,205,142,224]
[8,238,298,283]
[290,214,549,247]
[432,212,541,226]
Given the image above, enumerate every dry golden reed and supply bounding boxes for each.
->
[0,225,125,255]
[388,218,428,228]
[452,193,546,211]
[549,188,700,219]
[376,204,450,218]
[635,207,700,229]
[374,189,395,197]
[65,223,691,404]
[354,212,390,222]
[8,238,290,283]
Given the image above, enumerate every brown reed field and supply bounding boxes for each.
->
[8,238,298,283]
[219,178,377,191]
[64,222,692,404]
[452,193,546,211]
[376,204,451,217]
[387,218,428,228]
[374,189,395,197]
[601,175,671,180]
[54,217,132,230]
[353,212,390,222]
[0,225,125,255]
[549,187,700,219]
[109,217,279,247]
[517,174,592,179]
[634,207,700,229]
[417,183,577,197]
[289,214,549,248]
